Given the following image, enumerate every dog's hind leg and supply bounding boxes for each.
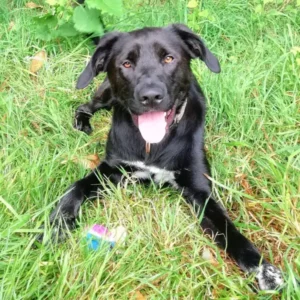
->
[74,77,113,134]
[36,161,122,243]
[176,173,283,290]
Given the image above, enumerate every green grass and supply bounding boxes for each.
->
[1,0,300,299]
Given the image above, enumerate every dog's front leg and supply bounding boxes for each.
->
[74,77,113,134]
[37,161,122,243]
[177,183,283,290]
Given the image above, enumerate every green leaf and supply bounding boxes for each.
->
[290,46,300,55]
[33,14,58,27]
[187,0,198,8]
[86,0,123,17]
[34,25,53,41]
[55,22,78,37]
[263,0,275,4]
[254,4,263,13]
[46,0,59,5]
[33,14,58,40]
[46,0,67,5]
[73,6,103,33]
[198,9,210,17]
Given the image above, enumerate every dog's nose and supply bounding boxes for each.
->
[139,89,164,106]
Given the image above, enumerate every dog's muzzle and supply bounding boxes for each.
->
[131,99,187,144]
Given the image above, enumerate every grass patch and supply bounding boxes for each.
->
[0,0,299,299]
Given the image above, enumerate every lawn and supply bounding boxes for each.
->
[0,0,299,299]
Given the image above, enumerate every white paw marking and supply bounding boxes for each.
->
[122,160,178,188]
[132,170,151,180]
[256,264,284,290]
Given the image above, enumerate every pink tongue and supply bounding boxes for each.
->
[138,111,166,143]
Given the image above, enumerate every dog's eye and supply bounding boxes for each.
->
[123,61,131,68]
[164,55,174,64]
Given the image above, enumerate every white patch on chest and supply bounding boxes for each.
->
[122,160,178,188]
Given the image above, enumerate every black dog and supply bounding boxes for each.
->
[41,24,284,291]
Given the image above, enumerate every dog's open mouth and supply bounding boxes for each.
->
[132,107,176,144]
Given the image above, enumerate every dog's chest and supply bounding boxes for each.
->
[122,160,178,187]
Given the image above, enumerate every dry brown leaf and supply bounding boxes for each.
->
[81,154,100,169]
[133,291,147,300]
[202,247,219,266]
[8,21,15,31]
[0,81,8,92]
[31,121,41,133]
[240,176,254,196]
[61,154,100,170]
[251,88,259,98]
[25,2,43,8]
[20,129,29,137]
[235,173,254,196]
[1,114,7,124]
[29,50,47,74]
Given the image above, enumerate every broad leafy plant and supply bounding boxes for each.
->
[32,0,123,41]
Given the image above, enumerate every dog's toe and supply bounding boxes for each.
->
[35,217,76,244]
[74,113,93,134]
[74,120,92,134]
[35,227,68,244]
[82,124,93,135]
[256,264,284,291]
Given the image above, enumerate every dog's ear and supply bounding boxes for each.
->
[170,24,220,73]
[76,32,123,89]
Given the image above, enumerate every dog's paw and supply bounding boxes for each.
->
[35,216,76,244]
[74,112,93,134]
[256,264,284,291]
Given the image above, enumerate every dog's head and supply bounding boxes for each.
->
[76,24,220,143]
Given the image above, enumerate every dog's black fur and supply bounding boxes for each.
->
[40,24,284,290]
